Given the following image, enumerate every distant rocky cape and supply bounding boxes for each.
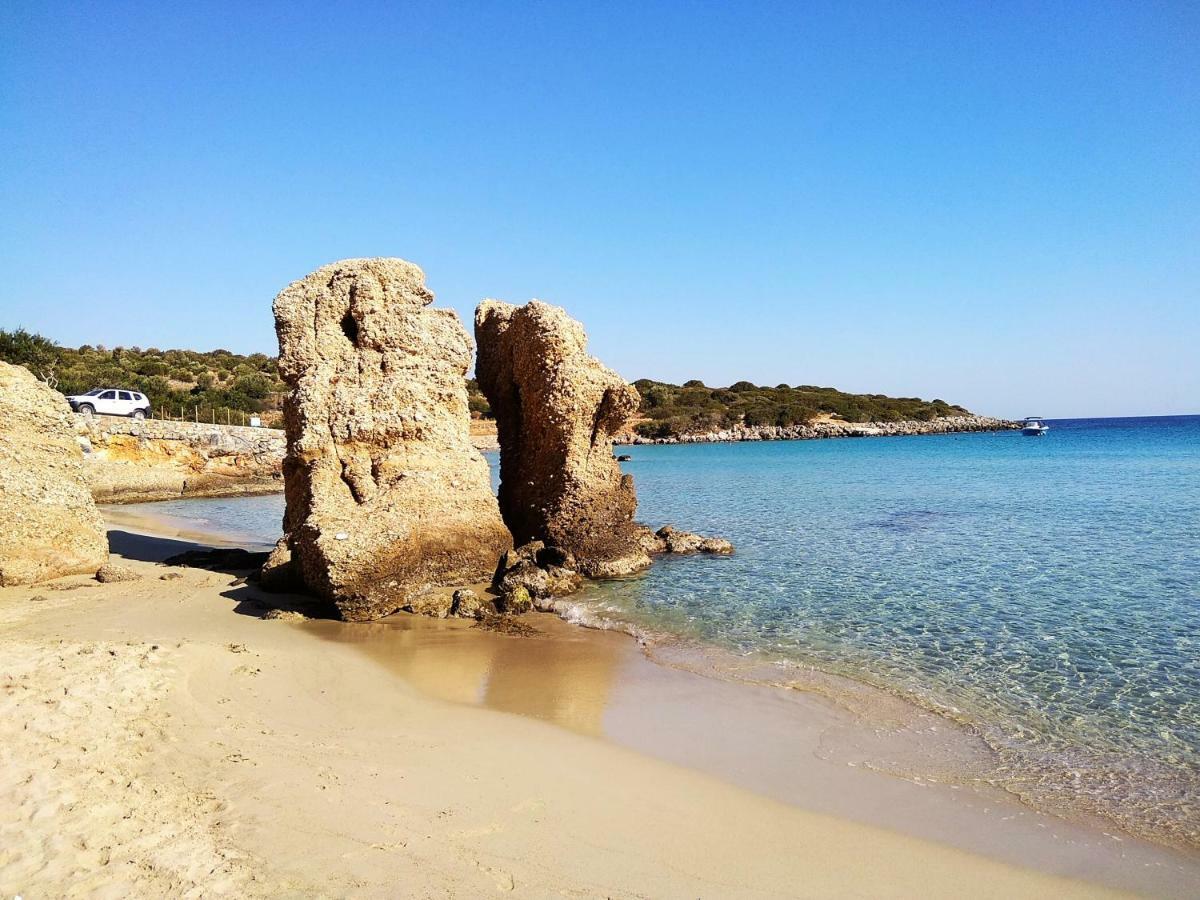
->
[623,415,1019,444]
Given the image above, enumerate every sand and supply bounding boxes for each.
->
[1,529,1195,897]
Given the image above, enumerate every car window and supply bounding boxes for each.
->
[86,389,103,396]
[118,391,132,401]
[100,391,117,400]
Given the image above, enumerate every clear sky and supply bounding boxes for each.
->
[1,1,1196,418]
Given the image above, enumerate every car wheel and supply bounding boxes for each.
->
[77,404,95,418]
[132,408,146,420]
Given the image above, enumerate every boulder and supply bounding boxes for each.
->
[0,362,109,585]
[450,588,490,620]
[496,584,533,615]
[544,565,583,596]
[262,608,309,622]
[273,259,512,621]
[653,525,735,556]
[492,540,583,600]
[405,593,454,619]
[475,300,649,577]
[96,563,140,583]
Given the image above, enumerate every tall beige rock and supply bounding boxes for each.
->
[273,258,511,621]
[0,361,108,585]
[474,300,648,577]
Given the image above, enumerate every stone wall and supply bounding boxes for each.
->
[76,415,285,503]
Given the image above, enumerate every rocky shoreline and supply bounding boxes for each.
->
[624,414,1019,444]
[76,414,285,504]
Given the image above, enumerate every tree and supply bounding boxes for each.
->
[0,328,60,385]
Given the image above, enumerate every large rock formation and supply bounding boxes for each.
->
[0,361,109,585]
[474,300,648,577]
[271,258,511,621]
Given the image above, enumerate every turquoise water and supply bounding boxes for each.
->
[117,416,1200,846]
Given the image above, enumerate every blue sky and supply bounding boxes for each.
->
[1,1,1196,418]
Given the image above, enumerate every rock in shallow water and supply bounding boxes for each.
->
[475,300,650,578]
[652,526,735,556]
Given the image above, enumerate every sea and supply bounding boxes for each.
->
[114,415,1200,848]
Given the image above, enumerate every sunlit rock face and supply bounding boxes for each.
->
[474,300,648,577]
[0,361,109,585]
[272,258,510,621]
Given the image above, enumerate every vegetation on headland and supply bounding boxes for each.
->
[630,379,970,439]
[0,327,495,425]
[0,328,284,421]
[1,329,971,436]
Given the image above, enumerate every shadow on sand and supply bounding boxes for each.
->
[107,528,331,620]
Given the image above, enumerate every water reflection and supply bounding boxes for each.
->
[309,615,628,737]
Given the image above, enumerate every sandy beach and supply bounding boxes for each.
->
[0,523,1195,898]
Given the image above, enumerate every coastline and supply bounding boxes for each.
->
[621,414,1019,444]
[75,415,1012,504]
[2,510,1196,896]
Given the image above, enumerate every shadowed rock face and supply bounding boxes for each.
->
[272,258,511,621]
[0,361,108,585]
[474,300,648,577]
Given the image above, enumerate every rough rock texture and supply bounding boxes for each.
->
[0,362,109,585]
[95,563,141,583]
[274,258,511,621]
[492,541,583,603]
[651,526,734,556]
[495,585,533,615]
[450,588,490,620]
[77,416,284,503]
[475,300,647,577]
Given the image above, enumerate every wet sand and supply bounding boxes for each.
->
[2,521,1197,896]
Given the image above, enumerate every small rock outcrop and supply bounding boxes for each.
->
[0,362,109,585]
[650,526,734,556]
[475,300,647,577]
[272,258,511,621]
[491,541,583,611]
[451,588,489,620]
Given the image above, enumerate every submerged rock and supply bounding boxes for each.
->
[651,526,735,556]
[0,361,109,585]
[475,300,648,577]
[273,258,511,621]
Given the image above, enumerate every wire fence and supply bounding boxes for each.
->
[153,405,283,429]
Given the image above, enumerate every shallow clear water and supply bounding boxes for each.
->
[117,416,1200,846]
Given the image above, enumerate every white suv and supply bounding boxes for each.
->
[67,388,151,419]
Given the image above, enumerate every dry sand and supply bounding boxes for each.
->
[1,530,1194,898]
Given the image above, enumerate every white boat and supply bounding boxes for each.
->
[1021,417,1049,436]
